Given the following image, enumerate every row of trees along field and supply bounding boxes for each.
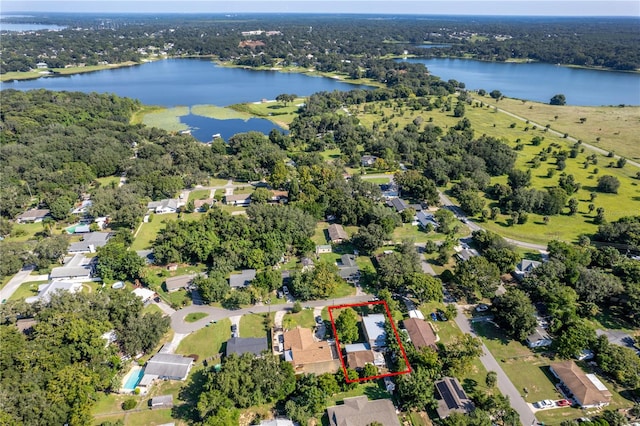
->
[2,15,638,73]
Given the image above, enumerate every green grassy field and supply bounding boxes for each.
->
[140,106,190,132]
[187,189,210,202]
[131,212,201,251]
[191,104,253,120]
[230,97,306,128]
[353,96,640,244]
[8,281,47,301]
[478,96,640,161]
[176,318,231,360]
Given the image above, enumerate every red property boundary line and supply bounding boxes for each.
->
[327,300,412,383]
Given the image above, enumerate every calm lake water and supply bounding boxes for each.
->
[404,58,640,106]
[1,58,367,141]
[3,57,638,141]
[0,23,67,31]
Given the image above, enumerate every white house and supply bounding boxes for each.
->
[25,280,83,304]
[147,198,181,214]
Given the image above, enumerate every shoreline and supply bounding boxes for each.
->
[2,53,637,85]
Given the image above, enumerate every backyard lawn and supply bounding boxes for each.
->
[187,189,211,202]
[8,281,45,301]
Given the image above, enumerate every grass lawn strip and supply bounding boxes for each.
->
[283,309,315,329]
[184,312,208,323]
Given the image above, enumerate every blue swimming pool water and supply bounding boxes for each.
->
[123,367,144,390]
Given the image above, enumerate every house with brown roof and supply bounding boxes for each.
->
[550,361,612,408]
[283,327,340,375]
[327,223,348,244]
[326,396,400,426]
[403,318,439,350]
[346,350,375,370]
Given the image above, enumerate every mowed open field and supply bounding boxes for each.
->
[352,96,640,244]
[477,96,640,161]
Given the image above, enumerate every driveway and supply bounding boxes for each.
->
[454,305,538,426]
[0,265,36,301]
[596,329,640,354]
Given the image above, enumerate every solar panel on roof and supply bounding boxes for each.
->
[452,379,467,400]
[436,381,458,409]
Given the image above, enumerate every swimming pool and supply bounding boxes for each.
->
[122,366,145,391]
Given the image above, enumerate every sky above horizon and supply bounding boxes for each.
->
[2,1,639,17]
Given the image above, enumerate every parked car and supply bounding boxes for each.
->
[534,400,555,409]
[282,286,290,295]
[475,304,489,312]
[556,399,571,407]
[315,316,323,325]
[437,310,448,321]
[430,312,438,321]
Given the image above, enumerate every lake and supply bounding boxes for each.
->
[403,58,640,106]
[1,58,368,141]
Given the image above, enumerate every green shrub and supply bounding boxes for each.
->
[122,398,137,410]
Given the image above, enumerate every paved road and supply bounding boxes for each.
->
[438,191,548,252]
[0,265,36,301]
[454,305,537,426]
[170,294,372,334]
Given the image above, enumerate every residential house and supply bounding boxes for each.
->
[301,257,315,272]
[269,190,289,204]
[527,306,553,348]
[258,419,294,426]
[316,244,332,255]
[526,326,553,348]
[326,396,400,426]
[407,309,425,320]
[403,318,439,350]
[550,361,612,408]
[346,350,375,370]
[337,254,360,282]
[327,223,348,244]
[283,326,340,375]
[49,253,94,281]
[16,208,50,223]
[380,183,399,199]
[360,155,378,167]
[416,211,439,229]
[434,377,475,418]
[194,199,214,211]
[36,62,48,69]
[229,269,256,288]
[513,259,542,281]
[454,247,480,262]
[386,198,409,213]
[141,353,194,387]
[149,395,173,409]
[224,193,252,206]
[147,198,181,214]
[164,274,195,293]
[226,337,268,357]
[362,314,387,350]
[132,287,156,303]
[68,231,111,253]
[25,280,83,304]
[71,200,93,216]
[74,224,91,234]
